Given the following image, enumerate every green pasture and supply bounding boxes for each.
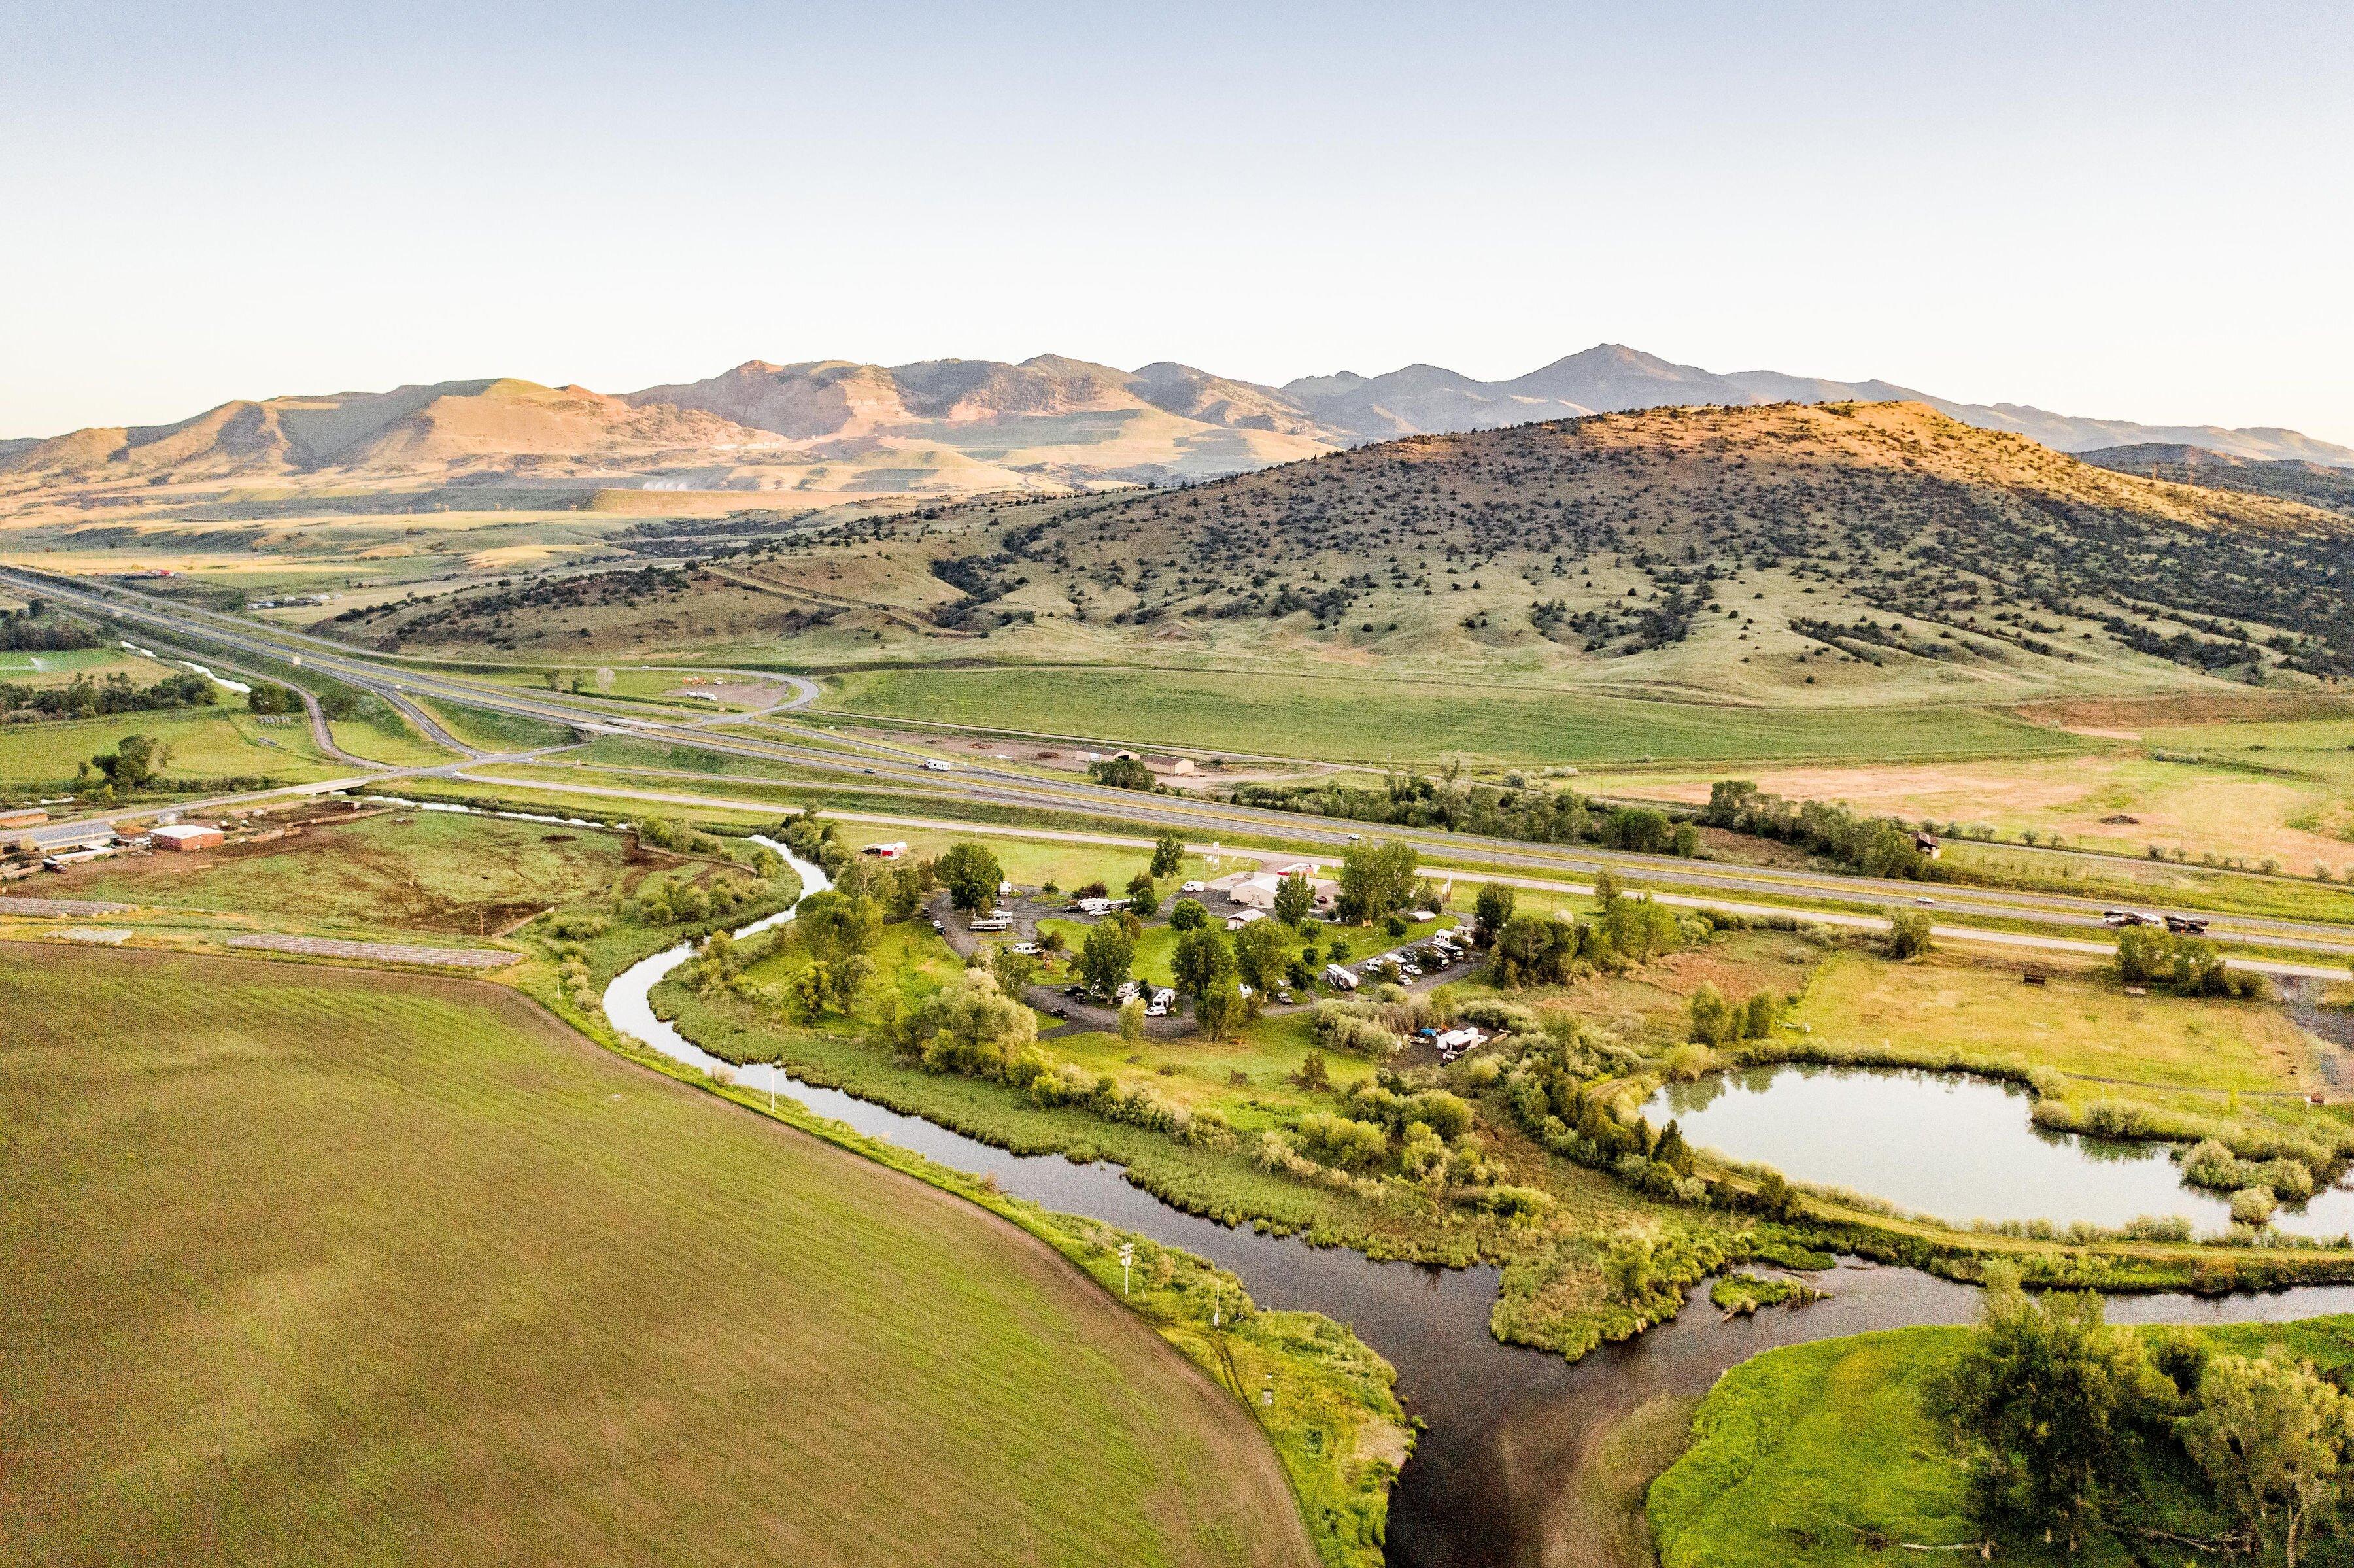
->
[825,666,2094,768]
[1794,950,2316,1097]
[0,706,341,792]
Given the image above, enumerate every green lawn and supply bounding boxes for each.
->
[827,667,2094,768]
[1044,1012,1382,1127]
[1648,1316,2354,1568]
[1792,949,2315,1097]
[0,706,343,792]
[0,943,1318,1568]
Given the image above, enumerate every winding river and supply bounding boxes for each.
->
[606,845,2354,1568]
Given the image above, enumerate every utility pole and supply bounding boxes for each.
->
[1118,1242,1134,1297]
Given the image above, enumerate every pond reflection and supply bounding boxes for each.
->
[1649,1063,2354,1238]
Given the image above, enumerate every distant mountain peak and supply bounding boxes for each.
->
[6,345,2345,507]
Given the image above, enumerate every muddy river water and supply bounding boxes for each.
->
[606,847,2354,1567]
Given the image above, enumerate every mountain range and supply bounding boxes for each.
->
[5,345,2347,515]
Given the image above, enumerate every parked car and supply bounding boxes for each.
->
[1048,1006,1069,1019]
[1914,896,1935,906]
[930,919,946,932]
[2164,913,2211,934]
[1180,880,1205,893]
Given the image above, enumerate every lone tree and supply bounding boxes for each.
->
[1272,869,1316,928]
[1172,927,1235,998]
[1337,838,1420,923]
[1075,923,1134,998]
[85,732,173,791]
[937,842,1003,915]
[1474,881,1517,938]
[1125,870,1159,917]
[1149,832,1184,878]
[1887,908,1935,959]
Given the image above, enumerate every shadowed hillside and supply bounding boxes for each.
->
[2081,443,2354,520]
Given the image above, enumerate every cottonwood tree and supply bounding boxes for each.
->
[1229,918,1291,1004]
[1474,881,1516,938]
[1887,908,1934,959]
[796,889,881,962]
[1075,923,1134,997]
[85,732,173,791]
[1492,913,1575,987]
[937,842,1003,914]
[1195,979,1244,1041]
[1125,871,1159,917]
[1272,870,1316,927]
[1337,839,1420,923]
[1172,927,1235,998]
[1924,1263,2162,1552]
[2181,1354,2354,1568]
[989,944,1039,996]
[891,969,1038,1076]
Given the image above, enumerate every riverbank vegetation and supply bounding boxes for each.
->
[1651,1274,2354,1567]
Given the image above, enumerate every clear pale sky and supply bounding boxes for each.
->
[5,1,2350,441]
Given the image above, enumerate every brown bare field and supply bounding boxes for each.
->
[53,810,659,934]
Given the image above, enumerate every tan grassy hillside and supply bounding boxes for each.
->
[332,401,2354,706]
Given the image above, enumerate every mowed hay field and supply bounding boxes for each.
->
[824,666,2090,768]
[0,945,1316,1568]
